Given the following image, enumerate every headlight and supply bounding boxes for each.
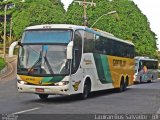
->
[17,80,27,85]
[55,81,69,86]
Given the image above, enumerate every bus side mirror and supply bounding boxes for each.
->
[18,41,23,47]
[9,41,18,57]
[67,41,73,59]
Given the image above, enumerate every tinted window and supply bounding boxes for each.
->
[84,31,95,53]
[72,30,82,73]
[139,60,158,70]
[94,34,134,58]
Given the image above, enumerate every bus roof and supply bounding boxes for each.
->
[25,24,134,46]
[25,24,85,31]
[135,56,158,61]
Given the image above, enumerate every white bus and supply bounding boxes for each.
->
[9,24,135,100]
[134,56,158,83]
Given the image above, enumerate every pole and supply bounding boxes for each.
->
[9,17,12,46]
[90,14,107,28]
[90,11,117,28]
[74,1,96,26]
[83,0,87,26]
[3,5,7,59]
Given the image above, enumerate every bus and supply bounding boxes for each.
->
[134,56,158,83]
[9,24,135,100]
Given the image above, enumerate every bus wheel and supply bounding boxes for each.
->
[38,94,49,100]
[147,76,153,83]
[80,80,91,99]
[118,79,126,92]
[140,77,142,83]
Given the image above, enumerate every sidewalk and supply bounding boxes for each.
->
[0,55,17,80]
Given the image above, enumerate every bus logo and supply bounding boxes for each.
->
[113,59,126,67]
[72,81,81,91]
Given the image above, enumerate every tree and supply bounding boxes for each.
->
[11,0,65,39]
[66,0,157,57]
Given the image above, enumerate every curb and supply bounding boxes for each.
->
[0,58,15,81]
[0,65,7,74]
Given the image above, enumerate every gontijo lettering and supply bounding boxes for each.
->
[113,59,126,67]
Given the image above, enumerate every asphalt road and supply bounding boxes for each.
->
[0,76,160,116]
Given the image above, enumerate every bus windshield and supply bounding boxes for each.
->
[18,30,72,76]
[22,29,72,44]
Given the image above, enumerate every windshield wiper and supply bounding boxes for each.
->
[27,51,42,75]
[42,45,54,75]
[27,45,54,75]
[43,54,54,75]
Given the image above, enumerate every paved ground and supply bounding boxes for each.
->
[0,77,160,114]
[0,61,160,119]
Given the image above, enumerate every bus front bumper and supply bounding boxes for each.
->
[17,83,70,95]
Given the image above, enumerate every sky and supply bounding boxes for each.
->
[61,0,160,50]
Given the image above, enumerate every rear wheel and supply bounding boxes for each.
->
[118,79,126,92]
[80,80,91,99]
[38,94,49,100]
[125,77,129,88]
[147,76,153,83]
[140,77,142,83]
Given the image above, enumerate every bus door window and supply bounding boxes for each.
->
[72,30,82,73]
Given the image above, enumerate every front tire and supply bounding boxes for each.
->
[38,94,49,100]
[80,81,91,99]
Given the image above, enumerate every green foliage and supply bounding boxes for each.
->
[0,0,66,41]
[66,0,157,57]
[0,0,157,58]
[0,57,6,70]
[12,0,65,39]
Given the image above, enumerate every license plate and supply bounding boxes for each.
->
[35,88,44,92]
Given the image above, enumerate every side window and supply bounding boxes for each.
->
[72,30,82,73]
[84,31,95,53]
[100,36,106,54]
[94,35,101,53]
[94,35,105,54]
[106,39,113,55]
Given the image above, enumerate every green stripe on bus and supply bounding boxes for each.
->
[93,54,106,83]
[93,54,112,84]
[41,76,64,83]
[101,55,112,83]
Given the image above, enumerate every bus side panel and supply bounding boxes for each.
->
[93,54,112,84]
[82,53,114,91]
[69,53,101,94]
[93,54,134,88]
[137,70,158,82]
[70,53,134,94]
[107,56,135,88]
